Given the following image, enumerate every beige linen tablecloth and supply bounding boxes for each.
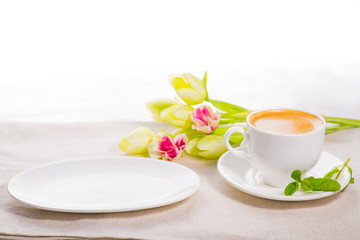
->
[0,120,359,240]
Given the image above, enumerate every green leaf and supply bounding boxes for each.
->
[341,166,355,192]
[284,182,299,196]
[291,170,302,183]
[300,177,313,191]
[173,128,203,140]
[324,167,340,179]
[310,178,341,191]
[220,112,249,118]
[203,71,209,101]
[209,99,249,113]
[301,177,341,192]
[219,118,247,124]
[212,126,231,135]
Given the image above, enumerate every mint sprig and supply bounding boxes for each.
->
[284,158,354,196]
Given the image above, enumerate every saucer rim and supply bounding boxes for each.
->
[217,150,349,201]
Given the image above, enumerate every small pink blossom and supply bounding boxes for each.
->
[191,105,220,134]
[148,132,188,162]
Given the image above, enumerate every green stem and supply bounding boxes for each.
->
[325,124,357,134]
[208,99,250,113]
[335,158,351,181]
[326,117,360,127]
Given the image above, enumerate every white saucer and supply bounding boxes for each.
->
[217,150,351,201]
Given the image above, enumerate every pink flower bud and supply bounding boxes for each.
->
[148,132,188,162]
[191,105,220,134]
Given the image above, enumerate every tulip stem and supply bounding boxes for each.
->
[220,112,249,118]
[324,116,360,134]
[220,118,247,124]
[325,116,360,127]
[325,124,356,134]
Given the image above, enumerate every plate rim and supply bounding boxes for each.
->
[8,156,201,213]
[217,150,349,201]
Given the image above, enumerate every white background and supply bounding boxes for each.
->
[1,0,359,121]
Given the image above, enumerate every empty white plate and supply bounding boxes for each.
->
[217,150,351,201]
[8,157,200,213]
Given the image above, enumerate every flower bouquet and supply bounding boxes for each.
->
[120,72,360,161]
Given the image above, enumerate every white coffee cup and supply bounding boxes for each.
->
[224,108,326,188]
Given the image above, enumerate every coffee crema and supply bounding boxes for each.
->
[249,109,323,134]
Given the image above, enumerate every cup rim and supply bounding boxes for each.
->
[246,108,326,136]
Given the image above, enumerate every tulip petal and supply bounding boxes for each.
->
[176,89,205,105]
[125,142,151,154]
[171,119,192,128]
[197,135,227,159]
[146,98,177,121]
[174,133,188,151]
[159,135,176,151]
[185,138,201,155]
[160,105,193,128]
[125,127,154,143]
[201,106,211,117]
[164,148,179,161]
[119,127,155,154]
[119,138,130,152]
[198,148,226,159]
[172,105,193,120]
[191,117,206,128]
[169,74,190,89]
[152,115,165,122]
[159,105,174,121]
[148,141,164,159]
[197,135,223,150]
[184,73,206,97]
[198,126,212,135]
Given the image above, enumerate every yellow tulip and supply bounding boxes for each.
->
[119,127,154,154]
[160,104,194,128]
[146,98,177,121]
[185,135,227,159]
[168,73,207,105]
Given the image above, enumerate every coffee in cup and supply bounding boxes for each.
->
[249,109,324,135]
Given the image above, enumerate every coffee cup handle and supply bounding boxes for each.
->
[224,127,251,162]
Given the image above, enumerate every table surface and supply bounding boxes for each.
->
[0,120,359,240]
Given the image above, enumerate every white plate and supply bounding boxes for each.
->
[8,157,200,213]
[217,150,350,201]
